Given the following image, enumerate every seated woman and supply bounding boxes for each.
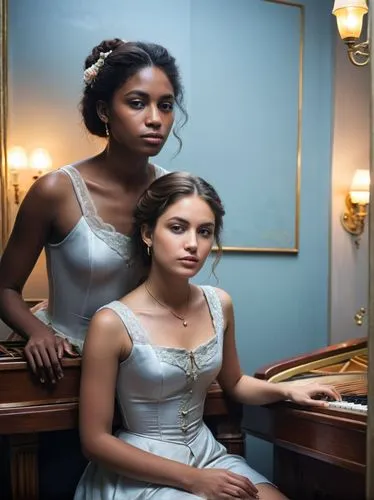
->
[75,172,340,500]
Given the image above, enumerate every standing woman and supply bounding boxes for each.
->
[0,38,186,384]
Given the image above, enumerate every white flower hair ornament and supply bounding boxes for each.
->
[83,50,112,86]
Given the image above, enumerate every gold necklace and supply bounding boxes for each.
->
[144,282,190,327]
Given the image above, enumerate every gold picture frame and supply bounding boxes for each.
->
[0,0,8,253]
[367,7,374,498]
[219,0,304,253]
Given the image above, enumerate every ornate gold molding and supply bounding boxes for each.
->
[0,0,8,253]
[366,7,374,499]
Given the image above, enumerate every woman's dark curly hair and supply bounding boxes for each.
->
[81,38,187,152]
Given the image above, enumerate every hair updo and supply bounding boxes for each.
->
[80,38,187,149]
[133,172,225,271]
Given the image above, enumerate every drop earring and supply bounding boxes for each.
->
[147,245,152,257]
[105,122,109,137]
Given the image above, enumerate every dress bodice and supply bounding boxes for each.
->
[103,286,225,445]
[35,164,168,351]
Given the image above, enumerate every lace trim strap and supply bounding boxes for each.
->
[60,165,97,218]
[200,286,225,346]
[61,164,166,218]
[98,301,148,344]
[60,165,134,261]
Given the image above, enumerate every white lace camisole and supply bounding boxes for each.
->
[34,164,168,351]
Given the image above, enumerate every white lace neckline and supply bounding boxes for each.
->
[106,286,224,378]
[154,333,217,355]
[60,164,164,262]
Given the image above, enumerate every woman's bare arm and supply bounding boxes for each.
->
[216,288,341,407]
[0,173,74,381]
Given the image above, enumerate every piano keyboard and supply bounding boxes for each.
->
[327,395,367,414]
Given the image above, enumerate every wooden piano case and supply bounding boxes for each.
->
[243,337,368,500]
[0,341,244,500]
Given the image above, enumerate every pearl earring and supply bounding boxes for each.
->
[105,123,109,137]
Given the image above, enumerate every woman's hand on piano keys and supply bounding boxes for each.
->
[280,382,342,407]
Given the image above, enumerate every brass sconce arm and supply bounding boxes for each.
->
[341,194,368,236]
[341,169,370,247]
[10,170,21,205]
[12,182,20,205]
[345,39,370,66]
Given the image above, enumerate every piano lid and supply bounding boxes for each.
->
[254,337,367,384]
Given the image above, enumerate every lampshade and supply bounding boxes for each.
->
[29,148,52,172]
[350,169,370,204]
[332,0,368,40]
[7,146,28,170]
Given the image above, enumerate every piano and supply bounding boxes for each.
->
[0,340,244,500]
[242,337,368,500]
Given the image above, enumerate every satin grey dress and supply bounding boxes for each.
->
[74,286,270,499]
[34,164,167,351]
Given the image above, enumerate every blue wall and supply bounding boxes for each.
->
[8,0,335,485]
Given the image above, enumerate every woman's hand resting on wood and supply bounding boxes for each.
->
[24,300,78,384]
[24,328,78,384]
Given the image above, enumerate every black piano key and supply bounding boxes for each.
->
[342,395,367,405]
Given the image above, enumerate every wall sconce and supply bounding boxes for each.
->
[7,146,52,205]
[29,148,52,180]
[332,0,369,66]
[7,146,28,205]
[341,169,370,245]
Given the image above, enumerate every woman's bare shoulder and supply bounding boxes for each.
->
[9,169,73,230]
[206,286,233,317]
[27,169,72,203]
[84,306,130,357]
[90,306,127,332]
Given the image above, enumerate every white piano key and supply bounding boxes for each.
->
[327,401,367,414]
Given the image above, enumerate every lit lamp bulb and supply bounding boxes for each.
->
[332,0,368,41]
[7,146,28,205]
[29,148,52,180]
[349,168,370,204]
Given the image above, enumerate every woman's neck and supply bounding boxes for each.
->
[86,143,152,188]
[145,269,191,310]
